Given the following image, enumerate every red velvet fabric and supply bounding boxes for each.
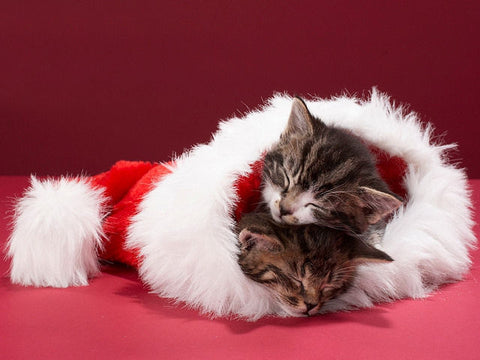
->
[91,161,172,267]
[369,147,407,198]
[232,158,265,221]
[1,176,478,359]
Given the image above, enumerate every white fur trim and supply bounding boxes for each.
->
[126,115,286,319]
[128,89,476,318]
[7,176,107,287]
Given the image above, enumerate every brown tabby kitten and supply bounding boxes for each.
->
[237,212,393,316]
[262,97,403,236]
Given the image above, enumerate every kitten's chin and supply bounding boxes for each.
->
[268,205,304,225]
[281,214,314,226]
[270,211,310,226]
[281,215,299,225]
[269,208,282,223]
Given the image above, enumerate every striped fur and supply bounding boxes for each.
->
[237,212,392,316]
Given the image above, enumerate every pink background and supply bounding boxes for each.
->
[1,1,479,177]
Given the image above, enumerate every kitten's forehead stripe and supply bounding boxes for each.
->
[270,152,284,166]
[297,140,315,182]
[300,261,308,278]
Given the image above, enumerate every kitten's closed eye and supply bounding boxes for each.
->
[321,286,335,297]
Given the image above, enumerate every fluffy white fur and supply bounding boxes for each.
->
[127,89,475,318]
[7,89,476,319]
[7,177,106,287]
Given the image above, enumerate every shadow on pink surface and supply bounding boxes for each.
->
[111,270,394,332]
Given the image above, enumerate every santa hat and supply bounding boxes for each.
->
[7,89,476,319]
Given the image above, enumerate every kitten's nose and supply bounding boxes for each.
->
[304,302,318,316]
[279,205,293,216]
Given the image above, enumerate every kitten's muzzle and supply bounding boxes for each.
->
[305,302,317,312]
[281,215,299,224]
[279,204,293,217]
[279,203,300,224]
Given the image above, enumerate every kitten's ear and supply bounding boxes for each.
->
[283,97,316,137]
[358,186,403,225]
[349,237,394,264]
[238,229,283,253]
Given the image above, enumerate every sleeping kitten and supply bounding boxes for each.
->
[237,212,393,316]
[262,97,403,237]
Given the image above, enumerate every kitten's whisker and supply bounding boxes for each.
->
[332,268,357,276]
[331,269,356,276]
[331,266,358,274]
[316,183,344,197]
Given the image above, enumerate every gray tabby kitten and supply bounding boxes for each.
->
[262,97,402,238]
[237,212,393,316]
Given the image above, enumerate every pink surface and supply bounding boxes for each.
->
[1,176,479,359]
